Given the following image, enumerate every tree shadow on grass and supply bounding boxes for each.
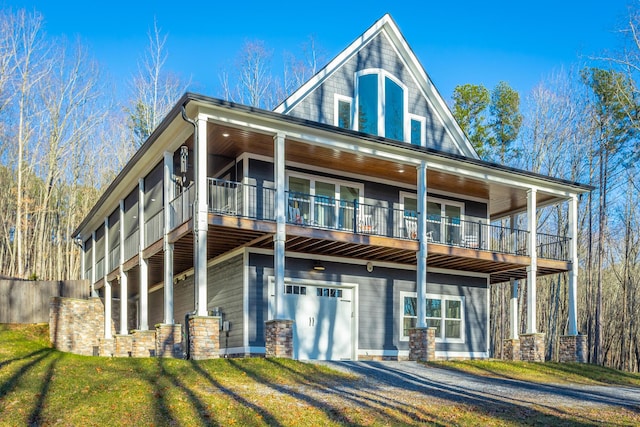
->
[189,359,282,427]
[0,347,52,372]
[264,358,437,424]
[128,357,217,427]
[0,348,54,398]
[227,357,418,426]
[333,362,628,426]
[27,351,62,426]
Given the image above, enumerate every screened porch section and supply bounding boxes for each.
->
[166,178,571,262]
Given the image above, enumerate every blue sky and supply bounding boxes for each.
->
[2,0,632,103]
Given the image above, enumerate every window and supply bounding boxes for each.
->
[334,95,352,129]
[358,74,378,135]
[401,292,465,342]
[385,77,404,140]
[356,71,408,140]
[316,287,343,298]
[285,285,307,295]
[410,115,425,146]
[400,193,464,244]
[287,174,362,230]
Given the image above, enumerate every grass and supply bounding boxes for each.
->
[0,324,638,426]
[429,359,640,386]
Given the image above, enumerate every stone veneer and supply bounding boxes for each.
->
[131,330,157,357]
[502,338,521,361]
[99,338,115,357]
[265,319,293,358]
[558,335,587,363]
[408,327,436,362]
[156,324,184,358]
[520,333,545,362]
[114,335,134,357]
[50,297,111,356]
[187,316,220,360]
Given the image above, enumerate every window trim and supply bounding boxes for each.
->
[354,69,409,141]
[334,94,353,129]
[400,291,465,343]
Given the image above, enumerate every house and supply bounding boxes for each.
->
[57,14,590,362]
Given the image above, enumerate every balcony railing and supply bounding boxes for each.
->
[95,257,104,279]
[169,184,195,228]
[208,178,276,221]
[164,178,570,261]
[123,229,139,261]
[145,210,164,246]
[108,244,120,272]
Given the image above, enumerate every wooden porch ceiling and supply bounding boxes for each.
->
[194,121,560,218]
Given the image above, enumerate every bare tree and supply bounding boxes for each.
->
[127,19,188,148]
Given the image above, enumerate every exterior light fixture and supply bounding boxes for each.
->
[313,261,325,271]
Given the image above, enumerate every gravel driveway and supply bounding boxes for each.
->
[313,361,640,411]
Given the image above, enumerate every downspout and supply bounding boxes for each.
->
[180,103,198,359]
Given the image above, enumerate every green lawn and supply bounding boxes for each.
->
[1,324,639,426]
[430,359,640,386]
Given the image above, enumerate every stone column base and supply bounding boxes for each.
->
[156,324,183,358]
[114,335,133,357]
[408,327,436,362]
[520,333,545,362]
[188,316,220,360]
[502,338,521,361]
[559,335,587,363]
[99,338,115,357]
[131,330,157,357]
[265,319,293,358]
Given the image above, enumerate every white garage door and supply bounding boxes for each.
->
[281,283,353,360]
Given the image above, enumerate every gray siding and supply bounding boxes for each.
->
[206,255,244,349]
[286,32,461,155]
[148,287,163,327]
[248,253,488,355]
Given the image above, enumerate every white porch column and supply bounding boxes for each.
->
[568,195,579,336]
[119,199,128,335]
[274,133,286,319]
[526,188,537,334]
[416,161,428,327]
[163,151,175,324]
[510,278,519,339]
[91,231,97,297]
[194,115,209,316]
[138,178,149,331]
[104,217,112,339]
[80,239,85,280]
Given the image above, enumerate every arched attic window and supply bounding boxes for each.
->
[355,70,408,142]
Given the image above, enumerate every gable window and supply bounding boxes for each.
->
[410,115,425,146]
[356,70,407,140]
[357,74,378,135]
[385,77,404,140]
[334,94,353,129]
[400,291,465,343]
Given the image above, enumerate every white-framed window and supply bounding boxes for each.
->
[334,94,353,129]
[399,192,464,244]
[355,69,409,141]
[400,291,465,343]
[286,172,364,231]
[409,114,426,146]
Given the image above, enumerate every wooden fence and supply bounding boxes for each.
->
[0,279,89,324]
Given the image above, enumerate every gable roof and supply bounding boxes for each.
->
[274,14,480,159]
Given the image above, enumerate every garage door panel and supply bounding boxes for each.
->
[285,284,353,360]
